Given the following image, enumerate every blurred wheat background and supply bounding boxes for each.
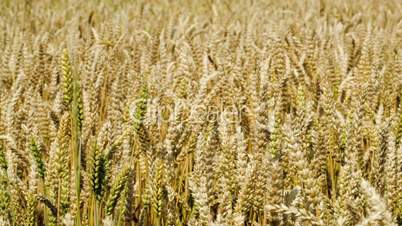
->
[0,0,401,225]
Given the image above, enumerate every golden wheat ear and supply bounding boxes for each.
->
[0,0,401,225]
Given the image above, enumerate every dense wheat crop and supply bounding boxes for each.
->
[0,0,401,225]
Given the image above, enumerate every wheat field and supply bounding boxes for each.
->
[0,0,401,225]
